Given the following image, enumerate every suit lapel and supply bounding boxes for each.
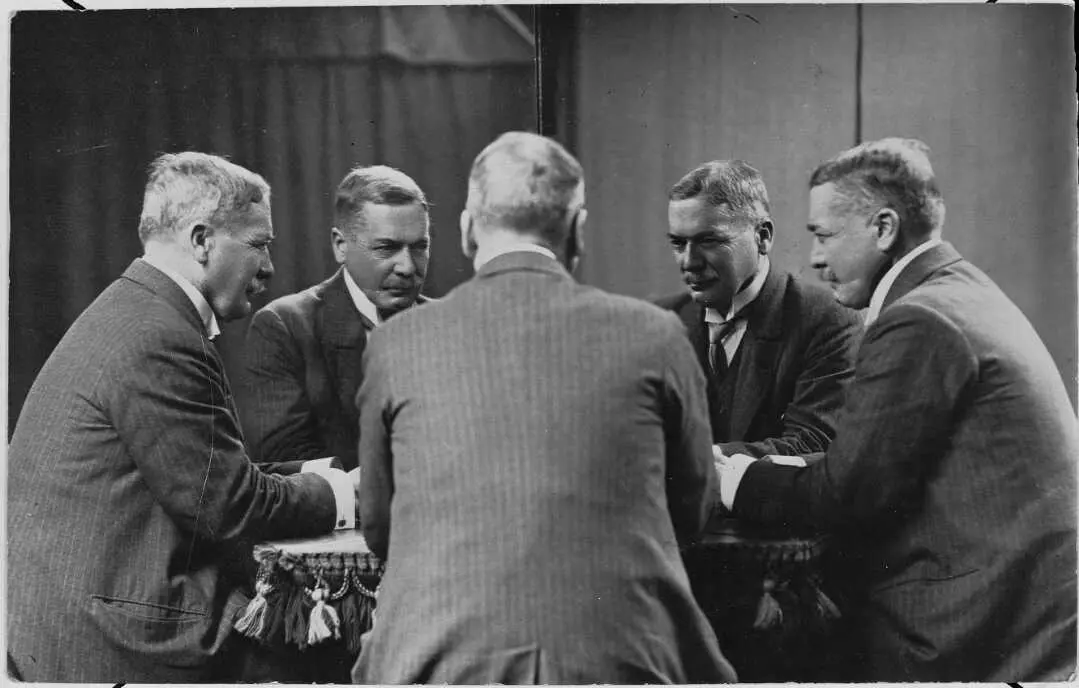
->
[673,296,712,386]
[317,269,370,421]
[729,268,785,441]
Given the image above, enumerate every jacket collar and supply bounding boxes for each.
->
[880,241,964,312]
[475,250,572,281]
[317,267,371,346]
[122,258,207,338]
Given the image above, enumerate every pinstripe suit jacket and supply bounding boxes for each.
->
[353,251,736,684]
[6,259,339,683]
[734,243,1078,681]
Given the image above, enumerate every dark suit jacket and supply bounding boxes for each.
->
[6,259,339,683]
[239,268,430,472]
[353,251,736,684]
[656,268,861,458]
[734,243,1078,681]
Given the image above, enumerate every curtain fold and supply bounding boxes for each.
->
[8,8,537,432]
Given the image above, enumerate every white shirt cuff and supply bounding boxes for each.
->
[765,454,808,468]
[717,453,757,511]
[301,461,355,530]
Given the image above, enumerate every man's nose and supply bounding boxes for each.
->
[259,253,275,281]
[680,244,703,271]
[393,248,416,276]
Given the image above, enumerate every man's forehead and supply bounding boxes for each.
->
[357,202,429,238]
[669,198,751,234]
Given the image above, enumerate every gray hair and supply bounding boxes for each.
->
[137,152,270,244]
[669,160,772,225]
[810,137,945,238]
[334,165,429,236]
[466,131,584,245]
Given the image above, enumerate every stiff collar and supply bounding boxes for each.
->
[342,268,382,327]
[141,254,220,340]
[473,242,557,271]
[865,238,943,328]
[704,255,770,325]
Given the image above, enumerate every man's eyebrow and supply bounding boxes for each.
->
[666,230,719,240]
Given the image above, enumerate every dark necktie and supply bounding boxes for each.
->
[708,318,740,379]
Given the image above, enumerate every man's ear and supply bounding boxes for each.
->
[189,222,212,264]
[330,226,348,264]
[566,208,587,273]
[459,210,477,259]
[755,219,774,255]
[873,208,900,253]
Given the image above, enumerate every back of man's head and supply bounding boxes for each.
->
[669,159,772,225]
[334,165,429,236]
[138,151,269,245]
[810,137,945,239]
[466,132,584,247]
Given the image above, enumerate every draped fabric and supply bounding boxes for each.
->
[7,8,537,431]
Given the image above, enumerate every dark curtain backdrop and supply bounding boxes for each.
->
[7,7,537,432]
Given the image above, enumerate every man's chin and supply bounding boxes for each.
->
[377,291,419,313]
[688,288,732,314]
[833,283,870,310]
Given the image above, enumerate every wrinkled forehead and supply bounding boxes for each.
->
[228,199,274,237]
[356,201,430,240]
[668,197,756,236]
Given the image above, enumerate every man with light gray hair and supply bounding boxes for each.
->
[353,132,736,684]
[6,152,358,682]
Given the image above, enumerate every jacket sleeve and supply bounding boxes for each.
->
[720,301,862,458]
[357,333,394,560]
[107,325,338,544]
[660,316,719,544]
[734,303,977,533]
[239,306,328,463]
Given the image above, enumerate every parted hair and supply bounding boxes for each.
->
[334,165,428,235]
[810,137,945,238]
[466,131,584,246]
[669,160,772,224]
[138,152,270,244]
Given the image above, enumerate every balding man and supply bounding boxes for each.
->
[6,153,356,682]
[239,165,432,472]
[719,139,1078,681]
[352,132,736,684]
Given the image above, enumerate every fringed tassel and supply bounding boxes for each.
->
[339,591,363,655]
[284,585,312,650]
[234,580,273,640]
[260,585,287,646]
[307,588,341,646]
[812,581,842,621]
[752,577,784,630]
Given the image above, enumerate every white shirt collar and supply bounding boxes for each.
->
[342,268,383,327]
[864,238,943,328]
[142,254,221,340]
[473,242,557,271]
[704,255,770,325]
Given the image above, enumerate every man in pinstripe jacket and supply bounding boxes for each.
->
[6,153,356,682]
[719,138,1077,681]
[352,132,737,684]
